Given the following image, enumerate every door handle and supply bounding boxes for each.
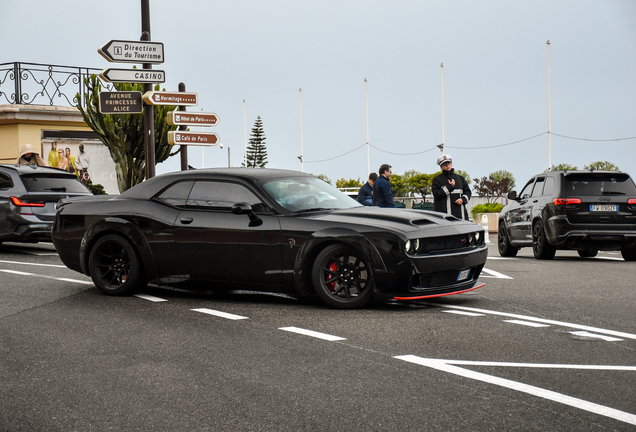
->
[180,217,193,224]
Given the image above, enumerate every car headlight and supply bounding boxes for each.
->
[475,231,482,243]
[405,240,411,253]
[413,239,420,251]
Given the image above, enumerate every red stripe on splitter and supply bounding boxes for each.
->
[393,283,486,301]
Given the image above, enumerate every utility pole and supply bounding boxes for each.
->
[141,0,155,179]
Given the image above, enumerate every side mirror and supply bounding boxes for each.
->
[507,190,518,200]
[231,202,262,227]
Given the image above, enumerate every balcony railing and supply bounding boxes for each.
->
[0,62,113,107]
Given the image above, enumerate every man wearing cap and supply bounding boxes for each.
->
[432,155,471,220]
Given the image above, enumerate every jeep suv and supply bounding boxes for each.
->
[498,170,636,261]
[0,164,93,245]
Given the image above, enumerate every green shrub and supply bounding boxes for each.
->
[84,179,107,195]
[471,202,503,217]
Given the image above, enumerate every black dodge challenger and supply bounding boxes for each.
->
[52,168,487,309]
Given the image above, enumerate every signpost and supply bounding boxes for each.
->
[98,91,143,114]
[98,40,165,64]
[167,111,219,126]
[100,68,166,84]
[142,91,198,106]
[168,131,220,146]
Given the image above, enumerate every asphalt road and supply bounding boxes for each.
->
[0,240,634,431]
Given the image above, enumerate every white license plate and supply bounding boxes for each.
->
[590,204,618,212]
[457,269,471,281]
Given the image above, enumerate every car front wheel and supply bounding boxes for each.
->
[532,220,556,260]
[498,222,518,257]
[312,244,375,309]
[88,234,147,296]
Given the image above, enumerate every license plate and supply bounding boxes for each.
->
[457,269,471,281]
[590,204,618,212]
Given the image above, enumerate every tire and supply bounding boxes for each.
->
[577,249,598,258]
[498,222,518,257]
[311,244,375,309]
[88,234,147,296]
[532,220,556,260]
[621,248,636,262]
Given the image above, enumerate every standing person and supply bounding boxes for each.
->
[15,144,46,166]
[76,144,91,182]
[357,172,378,206]
[57,149,69,171]
[432,155,471,220]
[47,142,60,167]
[65,148,77,175]
[372,164,395,208]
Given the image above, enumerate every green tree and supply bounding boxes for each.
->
[315,174,332,185]
[547,163,578,172]
[336,178,362,188]
[389,173,409,197]
[473,173,512,203]
[584,160,619,171]
[408,172,437,199]
[490,170,516,192]
[244,116,268,168]
[76,74,179,193]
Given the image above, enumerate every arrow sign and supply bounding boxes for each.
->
[98,40,165,64]
[100,68,166,84]
[143,91,198,106]
[167,111,219,126]
[168,131,219,146]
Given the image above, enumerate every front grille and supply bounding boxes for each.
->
[421,235,470,253]
[411,264,483,289]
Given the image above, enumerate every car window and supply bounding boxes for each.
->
[565,174,636,196]
[543,177,555,196]
[531,177,545,198]
[20,174,90,193]
[186,181,269,212]
[0,173,13,189]
[263,176,362,212]
[155,181,194,207]
[519,179,535,199]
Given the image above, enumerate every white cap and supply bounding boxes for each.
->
[436,154,452,166]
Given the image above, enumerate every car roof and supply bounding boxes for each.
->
[0,163,78,176]
[535,169,630,177]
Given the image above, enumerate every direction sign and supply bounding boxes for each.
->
[168,131,219,146]
[99,91,143,114]
[143,91,198,106]
[100,68,166,84]
[167,111,219,127]
[98,40,165,64]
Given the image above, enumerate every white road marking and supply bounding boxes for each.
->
[570,331,623,342]
[55,277,94,285]
[442,310,485,317]
[481,268,513,279]
[0,269,92,285]
[487,256,515,260]
[503,320,551,328]
[279,327,346,341]
[436,360,636,370]
[395,355,636,425]
[135,294,168,302]
[0,259,66,268]
[0,269,33,275]
[191,308,248,320]
[430,303,636,341]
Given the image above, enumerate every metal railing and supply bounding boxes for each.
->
[0,62,112,107]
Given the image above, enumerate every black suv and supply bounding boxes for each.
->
[498,170,636,261]
[0,164,93,245]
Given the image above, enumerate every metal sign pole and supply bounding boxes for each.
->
[141,0,155,179]
[179,82,188,171]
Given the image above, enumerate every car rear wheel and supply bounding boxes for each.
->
[577,249,598,258]
[88,234,147,296]
[498,222,518,257]
[312,244,375,309]
[621,248,636,262]
[532,220,556,260]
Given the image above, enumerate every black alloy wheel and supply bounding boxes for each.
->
[88,234,147,296]
[312,244,374,309]
[497,222,518,257]
[577,249,598,258]
[532,220,556,260]
[621,248,636,262]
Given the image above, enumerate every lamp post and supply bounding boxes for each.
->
[220,137,230,167]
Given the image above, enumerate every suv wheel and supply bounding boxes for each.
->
[577,249,598,258]
[621,248,636,262]
[497,222,518,257]
[532,220,556,260]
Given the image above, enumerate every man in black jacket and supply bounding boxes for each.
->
[372,164,395,208]
[357,172,378,206]
[432,155,471,220]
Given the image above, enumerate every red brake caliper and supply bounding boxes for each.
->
[327,261,339,291]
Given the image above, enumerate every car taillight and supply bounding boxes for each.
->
[10,197,45,207]
[553,198,581,205]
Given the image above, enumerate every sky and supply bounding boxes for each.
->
[2,0,635,190]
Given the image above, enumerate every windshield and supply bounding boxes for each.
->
[263,176,362,212]
[20,174,91,193]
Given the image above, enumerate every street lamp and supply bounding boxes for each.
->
[220,137,230,167]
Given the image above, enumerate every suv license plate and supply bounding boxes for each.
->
[590,204,618,212]
[457,269,471,281]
